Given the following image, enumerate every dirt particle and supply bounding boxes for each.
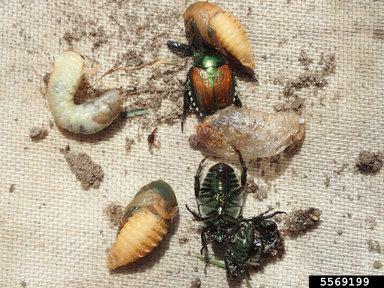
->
[298,49,313,68]
[356,151,383,174]
[246,177,268,201]
[103,203,124,227]
[29,126,48,141]
[43,73,50,85]
[63,148,104,189]
[284,69,329,97]
[373,260,382,269]
[336,228,343,236]
[60,144,71,154]
[274,95,305,112]
[125,137,135,152]
[373,29,384,40]
[365,216,377,230]
[20,281,27,288]
[324,175,330,187]
[277,52,336,111]
[367,239,382,254]
[63,31,81,45]
[282,207,322,236]
[9,184,15,193]
[178,237,189,245]
[190,278,201,288]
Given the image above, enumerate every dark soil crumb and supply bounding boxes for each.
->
[62,148,104,189]
[190,278,201,288]
[373,29,384,40]
[20,281,27,287]
[283,56,335,97]
[63,25,108,51]
[63,31,82,45]
[178,237,189,245]
[276,52,336,112]
[282,208,322,236]
[356,151,383,174]
[246,177,268,201]
[298,49,313,68]
[274,95,304,112]
[29,126,48,141]
[43,73,50,85]
[125,137,135,152]
[373,260,382,269]
[367,239,382,254]
[60,144,71,153]
[324,175,330,187]
[9,184,15,193]
[104,203,124,227]
[365,216,377,230]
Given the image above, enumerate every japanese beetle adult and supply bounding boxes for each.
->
[168,41,242,131]
[224,211,284,278]
[186,146,247,252]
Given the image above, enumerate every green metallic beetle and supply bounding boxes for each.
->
[186,146,247,253]
[167,41,242,131]
[224,210,284,278]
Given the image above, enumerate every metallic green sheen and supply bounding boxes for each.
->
[193,49,227,87]
[145,179,178,209]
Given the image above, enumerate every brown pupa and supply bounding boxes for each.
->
[107,180,178,270]
[192,106,305,161]
[183,1,255,70]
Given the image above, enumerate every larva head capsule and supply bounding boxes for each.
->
[183,1,255,71]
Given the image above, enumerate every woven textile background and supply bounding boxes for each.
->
[0,0,383,287]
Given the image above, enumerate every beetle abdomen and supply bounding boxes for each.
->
[107,208,168,270]
[184,2,255,70]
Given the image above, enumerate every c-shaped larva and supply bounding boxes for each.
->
[47,51,124,134]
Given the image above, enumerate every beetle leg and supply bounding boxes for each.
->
[233,77,242,108]
[181,78,192,132]
[167,40,193,57]
[186,204,203,220]
[232,145,247,187]
[251,209,286,224]
[195,156,208,198]
[200,227,210,255]
[262,210,287,219]
[199,226,211,274]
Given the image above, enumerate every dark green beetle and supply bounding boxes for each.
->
[186,146,247,253]
[167,41,242,131]
[224,210,284,278]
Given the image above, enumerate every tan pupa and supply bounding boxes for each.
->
[184,1,255,70]
[107,180,178,270]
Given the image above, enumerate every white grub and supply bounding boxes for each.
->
[47,51,124,134]
[194,106,305,160]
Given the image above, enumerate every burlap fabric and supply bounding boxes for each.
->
[0,1,383,287]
